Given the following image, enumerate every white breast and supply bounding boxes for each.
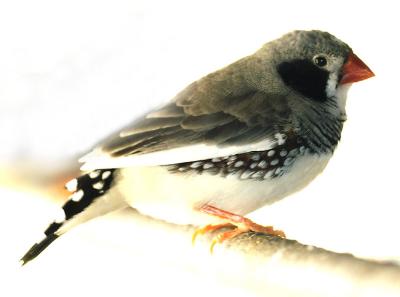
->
[115,152,332,226]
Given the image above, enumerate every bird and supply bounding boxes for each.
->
[21,30,374,265]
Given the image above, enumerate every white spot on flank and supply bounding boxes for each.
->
[93,181,104,190]
[280,150,287,157]
[240,170,253,180]
[102,171,111,180]
[267,150,275,157]
[284,157,294,166]
[211,157,221,162]
[65,179,77,192]
[71,190,84,202]
[54,209,66,223]
[250,154,260,161]
[270,159,279,166]
[251,170,265,179]
[89,170,100,179]
[250,162,258,169]
[234,161,244,168]
[275,133,286,145]
[258,160,268,168]
[203,163,214,169]
[263,171,273,180]
[190,161,203,168]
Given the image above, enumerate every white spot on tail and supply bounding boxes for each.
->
[54,209,66,223]
[102,171,111,180]
[89,170,100,179]
[65,179,77,192]
[93,181,104,190]
[71,190,84,202]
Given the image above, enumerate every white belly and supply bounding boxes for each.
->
[116,153,332,226]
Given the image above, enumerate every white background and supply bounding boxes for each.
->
[0,0,399,296]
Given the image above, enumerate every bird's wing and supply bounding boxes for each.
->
[81,70,292,170]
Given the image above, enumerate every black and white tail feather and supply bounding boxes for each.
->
[20,169,127,265]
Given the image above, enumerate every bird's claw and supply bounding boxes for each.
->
[192,223,233,246]
[192,205,286,253]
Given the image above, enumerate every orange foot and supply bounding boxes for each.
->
[193,205,286,253]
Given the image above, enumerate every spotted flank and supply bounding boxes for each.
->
[20,169,117,265]
[167,135,306,180]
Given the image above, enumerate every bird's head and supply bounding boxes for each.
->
[253,30,374,111]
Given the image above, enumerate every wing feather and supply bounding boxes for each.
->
[80,59,293,170]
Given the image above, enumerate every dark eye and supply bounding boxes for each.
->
[313,55,327,67]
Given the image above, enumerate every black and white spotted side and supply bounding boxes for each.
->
[21,169,124,265]
[167,134,306,180]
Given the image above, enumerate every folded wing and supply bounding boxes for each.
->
[81,69,292,170]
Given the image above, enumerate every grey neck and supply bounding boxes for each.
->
[294,96,345,154]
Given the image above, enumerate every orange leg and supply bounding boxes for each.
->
[193,204,286,252]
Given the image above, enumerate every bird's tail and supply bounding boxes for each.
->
[20,168,127,265]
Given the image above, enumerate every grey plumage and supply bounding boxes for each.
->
[93,30,351,161]
[21,30,374,265]
[106,92,291,157]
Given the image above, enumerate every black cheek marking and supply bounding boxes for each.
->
[277,59,329,102]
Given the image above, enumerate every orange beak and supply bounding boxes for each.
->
[340,52,375,84]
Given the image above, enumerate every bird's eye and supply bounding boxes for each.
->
[313,55,327,67]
